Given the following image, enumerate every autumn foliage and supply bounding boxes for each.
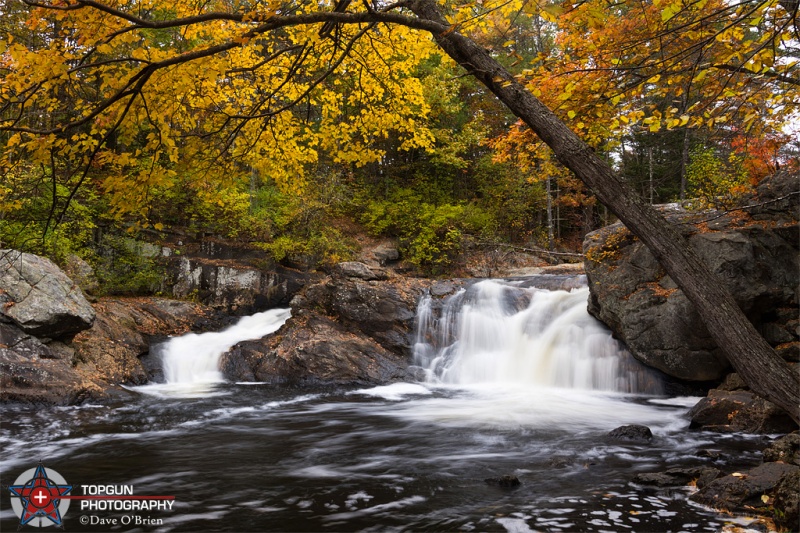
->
[0,0,797,272]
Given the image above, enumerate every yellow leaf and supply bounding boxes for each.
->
[567,110,576,119]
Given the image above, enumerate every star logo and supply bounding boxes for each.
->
[9,463,72,529]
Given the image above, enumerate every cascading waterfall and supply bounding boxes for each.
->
[160,308,291,384]
[413,278,662,394]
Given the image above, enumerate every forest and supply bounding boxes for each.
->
[1,0,797,283]
[2,3,800,530]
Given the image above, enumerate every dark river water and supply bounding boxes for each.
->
[0,282,773,532]
[0,383,768,532]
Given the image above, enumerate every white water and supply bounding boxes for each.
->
[413,279,662,394]
[135,308,290,396]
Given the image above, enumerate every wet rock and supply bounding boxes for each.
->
[691,462,800,523]
[220,314,412,385]
[608,424,653,443]
[0,249,95,338]
[688,389,798,434]
[695,449,723,461]
[220,269,432,386]
[299,273,431,356]
[0,323,55,360]
[547,457,572,469]
[633,467,721,488]
[430,281,457,297]
[763,432,800,466]
[0,354,111,405]
[717,372,748,391]
[484,475,521,488]
[584,172,799,382]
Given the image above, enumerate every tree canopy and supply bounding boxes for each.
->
[2,0,796,231]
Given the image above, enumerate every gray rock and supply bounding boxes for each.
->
[220,314,412,385]
[772,468,800,530]
[484,475,521,488]
[63,254,99,294]
[301,274,429,356]
[334,261,388,281]
[0,250,95,338]
[583,172,799,381]
[0,323,55,360]
[168,255,309,314]
[717,372,748,391]
[220,272,432,385]
[372,244,400,265]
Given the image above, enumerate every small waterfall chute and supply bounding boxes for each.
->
[135,308,290,397]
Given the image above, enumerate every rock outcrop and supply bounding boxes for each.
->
[165,239,314,314]
[220,262,434,385]
[583,171,799,382]
[0,250,95,338]
[72,298,228,386]
[1,289,226,404]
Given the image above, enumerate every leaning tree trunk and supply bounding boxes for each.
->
[409,0,800,422]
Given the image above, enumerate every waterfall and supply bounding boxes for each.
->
[160,308,291,384]
[413,279,662,394]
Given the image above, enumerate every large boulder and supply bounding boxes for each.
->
[292,262,432,355]
[583,172,799,381]
[220,314,412,385]
[220,262,433,385]
[0,250,95,338]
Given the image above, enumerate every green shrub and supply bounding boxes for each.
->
[356,187,496,273]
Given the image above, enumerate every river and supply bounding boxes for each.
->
[0,279,769,532]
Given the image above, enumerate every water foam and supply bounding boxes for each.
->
[413,280,662,393]
[160,308,290,385]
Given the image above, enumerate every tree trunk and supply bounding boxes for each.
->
[409,0,800,422]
